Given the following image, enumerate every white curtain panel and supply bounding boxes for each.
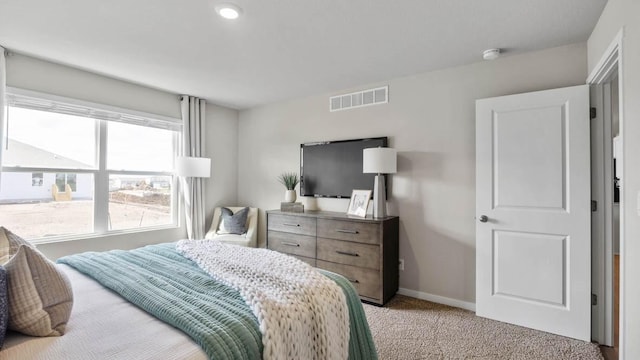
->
[180,95,207,240]
[0,47,6,189]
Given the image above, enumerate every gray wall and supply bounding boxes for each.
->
[238,43,587,306]
[6,54,180,119]
[587,0,640,357]
[4,53,239,259]
[204,103,239,232]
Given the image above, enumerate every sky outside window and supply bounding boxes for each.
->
[107,121,174,172]
[4,107,96,168]
[4,107,174,171]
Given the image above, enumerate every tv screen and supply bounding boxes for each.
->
[300,137,387,198]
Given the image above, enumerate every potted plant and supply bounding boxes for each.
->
[278,172,299,203]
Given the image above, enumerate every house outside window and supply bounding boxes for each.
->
[0,88,181,242]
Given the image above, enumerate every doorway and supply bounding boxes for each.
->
[611,75,620,357]
[588,29,624,360]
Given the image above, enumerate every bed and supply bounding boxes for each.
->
[0,240,377,360]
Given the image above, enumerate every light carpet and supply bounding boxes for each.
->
[363,295,603,360]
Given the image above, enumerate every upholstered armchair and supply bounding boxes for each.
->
[204,207,258,248]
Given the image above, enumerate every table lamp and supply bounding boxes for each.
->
[175,156,211,178]
[363,147,397,218]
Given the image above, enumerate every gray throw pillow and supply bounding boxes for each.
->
[217,207,249,235]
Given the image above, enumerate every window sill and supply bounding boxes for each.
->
[29,224,183,246]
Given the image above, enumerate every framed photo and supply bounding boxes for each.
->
[347,189,372,217]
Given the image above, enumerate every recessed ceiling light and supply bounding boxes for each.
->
[215,3,242,20]
[483,48,501,61]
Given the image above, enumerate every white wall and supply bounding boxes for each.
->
[587,0,640,357]
[238,43,587,305]
[4,54,239,259]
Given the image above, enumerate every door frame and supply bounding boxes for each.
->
[587,27,624,353]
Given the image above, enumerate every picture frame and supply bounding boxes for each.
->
[347,189,372,218]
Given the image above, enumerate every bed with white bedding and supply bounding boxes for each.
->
[1,263,208,360]
[0,240,377,360]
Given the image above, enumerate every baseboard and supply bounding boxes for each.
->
[397,287,476,312]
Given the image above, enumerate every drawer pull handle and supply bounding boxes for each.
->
[282,242,300,247]
[347,278,360,284]
[336,250,359,257]
[336,229,359,234]
[283,223,300,227]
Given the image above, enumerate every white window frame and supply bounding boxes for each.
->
[2,87,182,244]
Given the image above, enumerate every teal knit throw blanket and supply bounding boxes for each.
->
[58,243,377,360]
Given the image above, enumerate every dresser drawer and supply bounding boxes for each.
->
[317,219,380,244]
[267,231,316,258]
[289,254,316,267]
[317,260,381,300]
[317,238,380,270]
[268,214,316,236]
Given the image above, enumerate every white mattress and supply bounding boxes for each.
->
[0,264,207,360]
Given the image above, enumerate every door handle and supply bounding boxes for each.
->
[347,278,359,284]
[336,229,359,234]
[282,242,300,247]
[479,215,489,223]
[336,250,359,257]
[283,223,300,227]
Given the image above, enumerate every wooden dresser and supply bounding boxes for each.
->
[266,210,399,305]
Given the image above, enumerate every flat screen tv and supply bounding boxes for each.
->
[300,137,387,198]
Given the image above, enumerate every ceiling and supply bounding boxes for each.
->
[0,0,606,110]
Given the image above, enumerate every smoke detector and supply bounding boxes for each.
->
[483,48,501,60]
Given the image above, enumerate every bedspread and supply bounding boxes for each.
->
[177,239,348,360]
[58,242,377,360]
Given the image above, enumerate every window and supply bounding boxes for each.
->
[56,173,77,192]
[0,88,182,241]
[32,173,43,187]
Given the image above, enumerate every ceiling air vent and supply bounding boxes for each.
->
[329,86,388,112]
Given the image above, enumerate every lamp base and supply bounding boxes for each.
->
[373,174,386,218]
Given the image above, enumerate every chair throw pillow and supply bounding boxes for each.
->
[5,245,73,337]
[217,207,249,235]
[0,266,8,348]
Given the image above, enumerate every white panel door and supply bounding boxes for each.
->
[476,85,591,341]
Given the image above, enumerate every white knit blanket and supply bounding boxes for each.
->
[176,240,349,360]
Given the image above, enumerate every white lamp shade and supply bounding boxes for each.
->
[363,147,397,174]
[175,156,211,178]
